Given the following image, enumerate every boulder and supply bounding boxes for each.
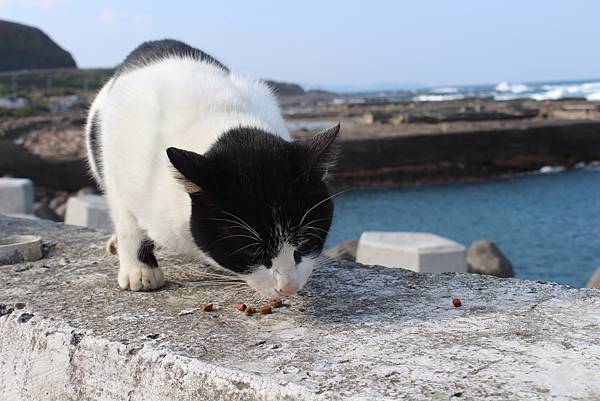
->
[323,239,358,261]
[33,201,61,222]
[586,267,600,288]
[467,240,514,278]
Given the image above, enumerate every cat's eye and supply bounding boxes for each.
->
[293,250,302,264]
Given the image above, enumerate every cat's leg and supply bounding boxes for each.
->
[112,207,165,291]
[106,233,117,255]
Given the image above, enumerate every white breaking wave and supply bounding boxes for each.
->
[531,89,565,101]
[431,87,459,94]
[539,166,566,174]
[413,94,465,102]
[587,92,600,101]
[495,82,530,93]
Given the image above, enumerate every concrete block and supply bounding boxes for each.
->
[356,231,467,273]
[0,178,33,215]
[65,194,112,231]
[1,215,600,400]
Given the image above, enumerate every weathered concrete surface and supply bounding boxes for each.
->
[1,215,599,401]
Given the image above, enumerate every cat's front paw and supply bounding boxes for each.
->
[118,263,165,291]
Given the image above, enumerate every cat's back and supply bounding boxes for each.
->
[114,39,229,77]
[87,39,287,189]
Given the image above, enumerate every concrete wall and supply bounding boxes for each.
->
[331,121,600,188]
[1,215,599,400]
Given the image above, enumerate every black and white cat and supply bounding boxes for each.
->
[85,40,339,297]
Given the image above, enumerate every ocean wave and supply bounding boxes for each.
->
[431,87,459,94]
[413,94,465,102]
[531,89,565,101]
[539,165,566,174]
[586,92,600,101]
[495,82,530,93]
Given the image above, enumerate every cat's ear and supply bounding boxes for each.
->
[166,147,212,193]
[306,122,340,180]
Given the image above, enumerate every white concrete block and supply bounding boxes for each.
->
[0,178,34,215]
[65,195,112,231]
[356,231,467,273]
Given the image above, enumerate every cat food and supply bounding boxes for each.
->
[234,302,247,311]
[260,306,272,315]
[202,303,214,312]
[269,299,283,308]
[244,307,256,316]
[452,298,462,307]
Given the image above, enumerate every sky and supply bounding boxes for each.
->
[1,0,599,90]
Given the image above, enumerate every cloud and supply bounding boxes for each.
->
[98,9,117,25]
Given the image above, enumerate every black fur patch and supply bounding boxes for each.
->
[88,110,103,183]
[137,239,158,268]
[114,39,228,77]
[167,126,339,274]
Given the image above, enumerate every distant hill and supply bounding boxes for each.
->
[265,80,304,96]
[0,19,76,72]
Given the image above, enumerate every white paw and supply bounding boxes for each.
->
[118,263,165,291]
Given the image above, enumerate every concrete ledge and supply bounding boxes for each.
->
[64,194,112,231]
[356,231,467,273]
[1,215,599,400]
[0,177,33,215]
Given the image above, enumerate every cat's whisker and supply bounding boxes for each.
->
[296,189,349,230]
[303,232,325,244]
[205,234,262,251]
[228,242,260,257]
[220,211,262,240]
[299,225,329,234]
[196,217,261,241]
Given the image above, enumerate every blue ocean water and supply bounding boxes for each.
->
[336,78,600,103]
[327,169,600,287]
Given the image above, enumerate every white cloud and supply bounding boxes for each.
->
[98,9,117,25]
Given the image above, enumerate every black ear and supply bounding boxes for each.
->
[166,147,212,193]
[306,122,340,180]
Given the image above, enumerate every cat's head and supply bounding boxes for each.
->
[167,123,340,297]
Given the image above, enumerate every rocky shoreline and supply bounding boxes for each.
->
[2,96,600,219]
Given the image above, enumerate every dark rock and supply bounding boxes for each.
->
[0,304,14,317]
[77,187,98,196]
[34,201,61,221]
[324,239,358,261]
[0,19,76,71]
[586,267,600,288]
[467,240,514,278]
[17,312,34,323]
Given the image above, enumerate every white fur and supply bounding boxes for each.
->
[245,243,316,298]
[86,56,292,292]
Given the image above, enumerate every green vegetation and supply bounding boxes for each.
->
[0,68,114,95]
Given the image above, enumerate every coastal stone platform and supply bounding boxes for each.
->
[1,215,599,400]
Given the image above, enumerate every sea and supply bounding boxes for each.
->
[334,78,600,103]
[326,166,600,288]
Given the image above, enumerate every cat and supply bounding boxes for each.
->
[85,39,339,297]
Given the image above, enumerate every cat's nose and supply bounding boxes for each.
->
[276,284,300,297]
